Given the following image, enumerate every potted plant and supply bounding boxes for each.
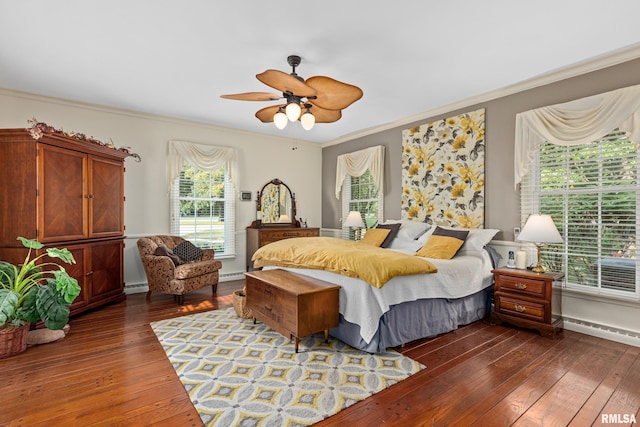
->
[0,237,81,357]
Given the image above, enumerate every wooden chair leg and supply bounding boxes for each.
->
[212,283,218,294]
[176,294,184,305]
[146,290,152,302]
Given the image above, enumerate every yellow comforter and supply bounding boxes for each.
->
[252,236,437,288]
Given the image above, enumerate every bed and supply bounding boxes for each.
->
[253,222,500,353]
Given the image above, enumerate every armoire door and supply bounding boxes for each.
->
[89,239,124,303]
[89,156,124,238]
[38,144,88,242]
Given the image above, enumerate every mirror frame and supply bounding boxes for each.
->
[255,178,299,228]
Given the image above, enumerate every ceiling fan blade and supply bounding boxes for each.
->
[255,104,285,123]
[305,76,363,110]
[220,92,282,101]
[257,69,317,97]
[307,105,342,123]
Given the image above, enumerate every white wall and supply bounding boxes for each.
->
[0,89,322,290]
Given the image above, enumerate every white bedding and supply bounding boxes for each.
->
[263,248,494,344]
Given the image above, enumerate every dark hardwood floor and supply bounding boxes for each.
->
[1,279,639,426]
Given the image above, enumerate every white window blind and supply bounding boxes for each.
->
[341,170,383,239]
[170,164,235,257]
[521,129,638,296]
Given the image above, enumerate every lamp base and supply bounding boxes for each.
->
[532,245,545,273]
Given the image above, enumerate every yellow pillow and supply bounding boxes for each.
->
[415,235,465,259]
[359,228,391,246]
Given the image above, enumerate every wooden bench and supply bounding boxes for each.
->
[244,269,340,352]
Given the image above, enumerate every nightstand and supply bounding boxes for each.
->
[491,267,564,338]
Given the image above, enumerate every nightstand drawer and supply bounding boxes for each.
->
[496,295,547,322]
[497,274,546,298]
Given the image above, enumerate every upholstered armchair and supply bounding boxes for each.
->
[137,235,222,305]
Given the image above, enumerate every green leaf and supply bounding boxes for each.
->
[20,287,40,323]
[0,262,17,288]
[35,285,70,330]
[51,272,80,304]
[45,247,76,265]
[17,236,44,250]
[0,289,19,326]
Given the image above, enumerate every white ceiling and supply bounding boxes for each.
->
[2,1,640,144]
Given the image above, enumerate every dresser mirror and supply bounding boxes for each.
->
[256,179,299,227]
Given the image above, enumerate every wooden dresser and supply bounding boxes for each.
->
[491,267,564,338]
[246,227,319,271]
[0,128,129,317]
[245,269,340,352]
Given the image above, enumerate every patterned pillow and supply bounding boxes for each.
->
[173,240,203,262]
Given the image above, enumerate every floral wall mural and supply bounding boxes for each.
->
[401,108,485,228]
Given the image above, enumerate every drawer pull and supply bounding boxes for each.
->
[283,232,299,237]
[264,288,272,294]
[515,304,526,313]
[515,283,527,290]
[264,305,272,312]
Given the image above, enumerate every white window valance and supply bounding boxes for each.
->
[167,140,238,193]
[514,84,640,188]
[335,145,385,199]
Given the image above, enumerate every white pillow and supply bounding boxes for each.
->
[387,236,424,252]
[382,219,431,241]
[435,227,500,252]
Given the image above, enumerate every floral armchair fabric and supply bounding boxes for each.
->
[137,235,222,305]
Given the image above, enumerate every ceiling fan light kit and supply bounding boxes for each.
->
[301,109,315,130]
[285,101,302,122]
[273,107,288,130]
[221,55,362,131]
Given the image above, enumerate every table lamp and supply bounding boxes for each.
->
[343,211,365,240]
[517,214,563,273]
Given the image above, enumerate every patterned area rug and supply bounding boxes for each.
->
[151,307,424,426]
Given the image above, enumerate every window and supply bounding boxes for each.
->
[341,170,383,239]
[521,129,638,297]
[170,164,235,257]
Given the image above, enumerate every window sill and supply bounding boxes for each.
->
[560,284,640,306]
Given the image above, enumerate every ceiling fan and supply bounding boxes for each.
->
[221,55,363,130]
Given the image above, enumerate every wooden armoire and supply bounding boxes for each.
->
[0,128,129,316]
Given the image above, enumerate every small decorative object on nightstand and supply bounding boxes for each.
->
[491,267,564,338]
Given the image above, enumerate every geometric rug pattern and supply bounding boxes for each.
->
[151,307,424,426]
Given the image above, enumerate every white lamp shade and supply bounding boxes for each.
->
[518,214,563,244]
[343,211,365,228]
[300,111,315,130]
[285,102,301,121]
[273,111,288,129]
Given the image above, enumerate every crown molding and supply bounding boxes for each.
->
[0,87,316,148]
[322,43,640,148]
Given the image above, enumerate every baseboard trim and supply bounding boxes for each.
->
[124,272,245,294]
[220,272,245,282]
[563,316,640,348]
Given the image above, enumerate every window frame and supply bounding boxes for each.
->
[520,130,639,299]
[341,169,383,239]
[170,164,235,258]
